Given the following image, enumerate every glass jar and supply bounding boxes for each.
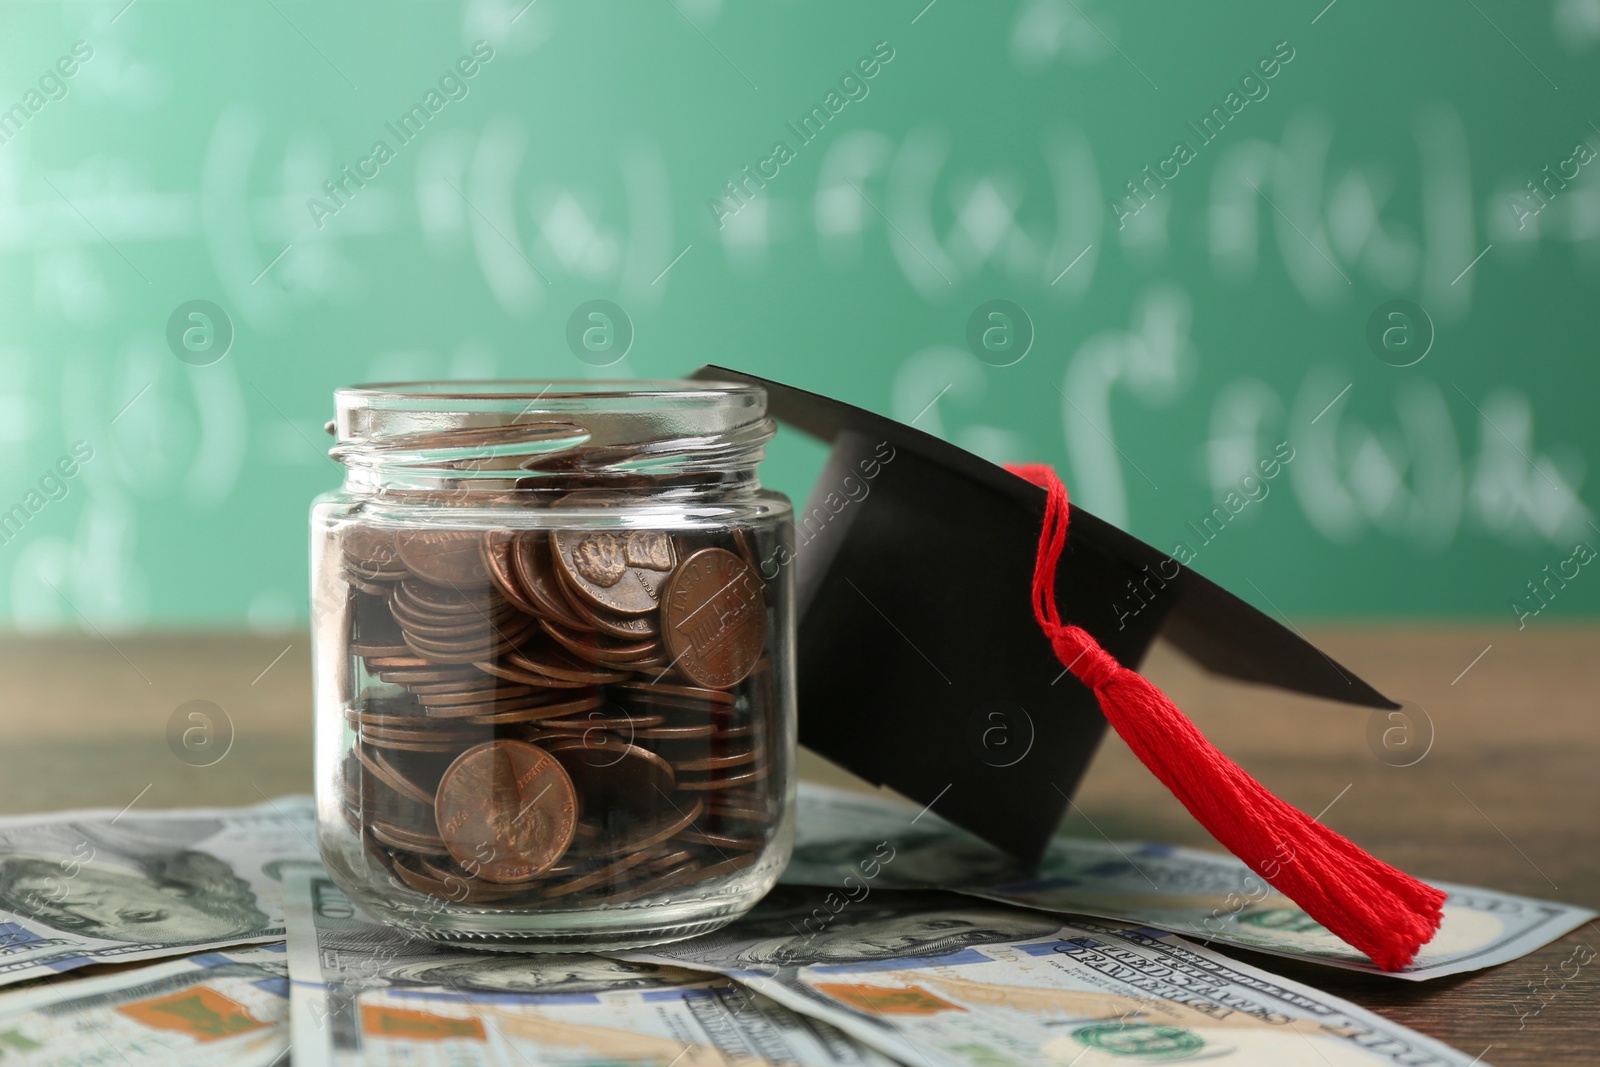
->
[309,381,795,950]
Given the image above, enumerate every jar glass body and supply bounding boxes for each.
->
[309,381,795,950]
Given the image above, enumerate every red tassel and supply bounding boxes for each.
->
[1006,462,1445,971]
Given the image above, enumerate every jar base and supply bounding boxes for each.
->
[321,846,781,953]
[401,913,743,953]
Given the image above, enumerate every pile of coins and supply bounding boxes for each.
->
[334,498,779,910]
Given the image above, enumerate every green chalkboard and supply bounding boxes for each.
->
[1,0,1596,632]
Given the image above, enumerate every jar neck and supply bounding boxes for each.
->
[329,381,773,504]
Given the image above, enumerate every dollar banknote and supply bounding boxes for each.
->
[621,885,1496,1067]
[284,867,902,1067]
[785,782,1596,980]
[0,944,289,1065]
[0,796,319,986]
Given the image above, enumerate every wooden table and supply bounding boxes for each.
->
[0,627,1594,1065]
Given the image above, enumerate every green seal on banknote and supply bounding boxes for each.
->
[1070,1023,1204,1058]
[1237,907,1323,933]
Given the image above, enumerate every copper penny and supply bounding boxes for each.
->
[732,527,760,571]
[585,608,657,641]
[659,548,766,690]
[396,613,514,641]
[347,703,428,729]
[638,846,697,874]
[352,639,410,658]
[403,617,536,664]
[351,598,408,657]
[549,497,677,616]
[364,796,437,843]
[365,655,435,669]
[356,713,481,735]
[358,723,484,745]
[366,836,401,876]
[394,530,492,587]
[418,853,578,885]
[676,826,764,851]
[408,677,534,697]
[391,856,530,903]
[553,531,672,620]
[536,709,665,732]
[615,695,722,718]
[631,722,717,740]
[603,861,705,903]
[705,802,772,824]
[611,679,737,706]
[674,762,770,792]
[378,421,584,455]
[545,737,675,818]
[414,684,535,704]
[459,696,607,726]
[356,744,437,807]
[393,579,500,617]
[504,646,630,685]
[481,531,543,617]
[665,747,759,773]
[539,845,660,899]
[512,535,596,632]
[684,851,760,882]
[370,819,447,855]
[538,618,661,666]
[342,525,406,580]
[349,576,398,597]
[363,736,468,754]
[609,796,703,854]
[434,740,578,883]
[377,668,487,686]
[474,659,593,689]
[400,636,497,666]
[421,695,562,720]
[597,847,697,900]
[391,611,518,643]
[711,787,768,813]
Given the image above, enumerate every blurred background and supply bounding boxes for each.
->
[2,0,1597,632]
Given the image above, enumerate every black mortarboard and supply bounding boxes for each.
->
[692,365,1398,867]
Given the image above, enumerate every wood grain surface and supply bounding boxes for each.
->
[0,625,1593,1065]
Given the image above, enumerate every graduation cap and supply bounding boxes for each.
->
[692,364,1445,972]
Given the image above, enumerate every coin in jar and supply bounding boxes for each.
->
[548,493,678,616]
[551,529,677,615]
[659,548,767,689]
[513,536,597,632]
[394,530,492,587]
[481,531,543,616]
[434,740,578,883]
[342,525,406,580]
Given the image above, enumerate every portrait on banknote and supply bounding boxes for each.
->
[0,817,272,947]
[680,887,1062,968]
[379,953,713,995]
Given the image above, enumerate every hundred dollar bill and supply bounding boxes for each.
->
[621,886,1496,1067]
[284,867,901,1067]
[785,782,1596,980]
[0,796,319,986]
[0,944,289,1065]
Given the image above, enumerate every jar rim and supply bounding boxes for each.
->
[330,378,773,492]
[336,379,759,404]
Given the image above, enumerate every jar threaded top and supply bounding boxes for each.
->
[329,380,773,497]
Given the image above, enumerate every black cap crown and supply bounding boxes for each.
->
[695,365,1395,865]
